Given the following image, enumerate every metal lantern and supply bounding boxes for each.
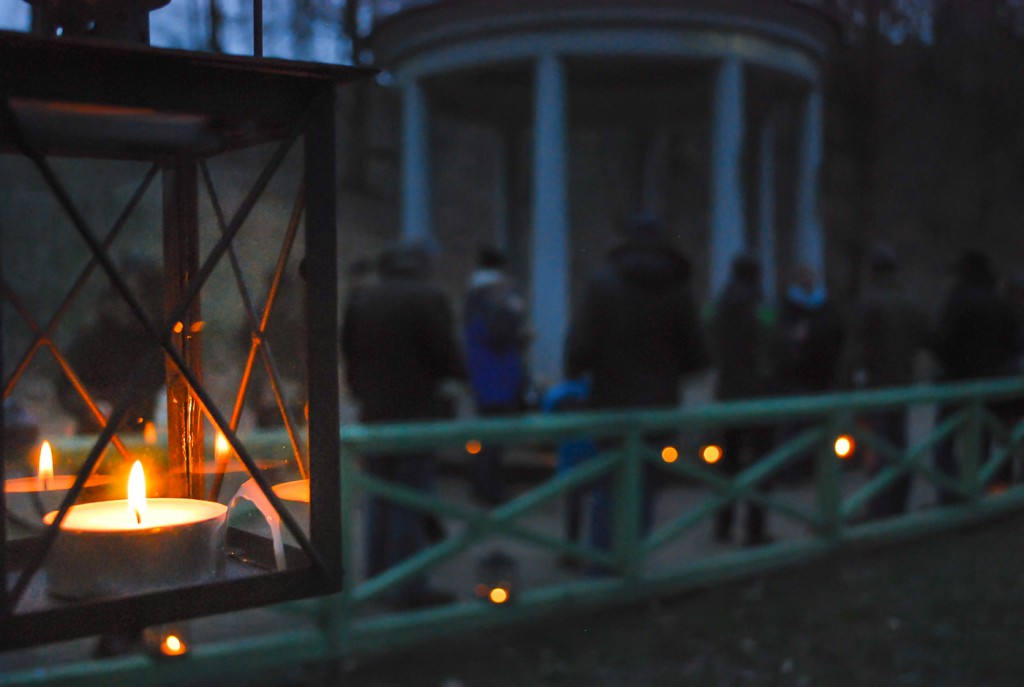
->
[0,16,371,647]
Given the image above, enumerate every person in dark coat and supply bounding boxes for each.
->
[463,246,529,505]
[340,242,466,608]
[773,263,845,483]
[776,263,845,396]
[930,250,1023,504]
[565,216,709,558]
[844,243,930,518]
[708,252,777,546]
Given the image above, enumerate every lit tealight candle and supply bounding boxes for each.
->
[4,441,110,495]
[43,460,228,600]
[4,442,112,531]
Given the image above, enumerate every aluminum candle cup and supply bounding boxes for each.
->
[228,479,309,570]
[43,498,228,600]
[272,479,311,544]
[5,475,113,539]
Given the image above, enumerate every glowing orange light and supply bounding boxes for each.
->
[214,431,231,462]
[466,440,482,455]
[161,634,187,657]
[143,421,158,445]
[489,587,509,604]
[189,321,204,333]
[173,321,184,334]
[834,435,855,459]
[702,445,723,464]
[37,441,54,491]
[661,446,679,463]
[127,460,147,525]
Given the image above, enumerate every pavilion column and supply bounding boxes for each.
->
[493,130,513,252]
[709,57,747,296]
[758,114,778,302]
[400,79,433,245]
[794,86,825,276]
[530,52,570,385]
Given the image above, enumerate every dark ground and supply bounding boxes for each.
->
[245,510,1024,687]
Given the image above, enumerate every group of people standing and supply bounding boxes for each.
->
[339,216,1024,605]
[707,237,1024,541]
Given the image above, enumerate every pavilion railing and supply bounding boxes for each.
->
[3,375,1024,685]
[324,375,1024,655]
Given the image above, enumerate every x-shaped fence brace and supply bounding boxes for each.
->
[340,399,1024,609]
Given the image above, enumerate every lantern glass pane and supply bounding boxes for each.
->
[2,143,314,627]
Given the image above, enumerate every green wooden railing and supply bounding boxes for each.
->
[4,376,1024,685]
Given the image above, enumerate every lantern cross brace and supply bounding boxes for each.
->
[2,163,159,401]
[199,160,308,498]
[2,164,160,465]
[1,79,329,610]
[0,278,137,463]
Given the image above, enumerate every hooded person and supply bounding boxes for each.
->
[565,216,708,411]
[564,216,709,560]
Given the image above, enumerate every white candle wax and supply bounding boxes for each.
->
[44,498,226,531]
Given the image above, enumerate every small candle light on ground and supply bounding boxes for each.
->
[142,623,191,659]
[701,445,723,465]
[834,435,855,459]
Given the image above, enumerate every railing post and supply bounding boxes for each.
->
[963,397,984,503]
[613,431,644,577]
[318,440,356,661]
[816,414,843,541]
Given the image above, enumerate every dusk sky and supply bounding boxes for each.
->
[0,0,357,63]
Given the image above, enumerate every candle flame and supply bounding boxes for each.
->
[215,431,231,463]
[834,435,855,459]
[161,634,187,656]
[38,441,54,490]
[128,460,148,525]
[143,421,158,445]
[702,445,723,465]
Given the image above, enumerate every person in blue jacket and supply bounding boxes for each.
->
[463,246,530,506]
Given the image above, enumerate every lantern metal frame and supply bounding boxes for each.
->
[0,30,372,648]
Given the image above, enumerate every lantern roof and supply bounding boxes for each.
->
[0,30,375,159]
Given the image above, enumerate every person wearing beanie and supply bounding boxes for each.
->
[462,245,530,506]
